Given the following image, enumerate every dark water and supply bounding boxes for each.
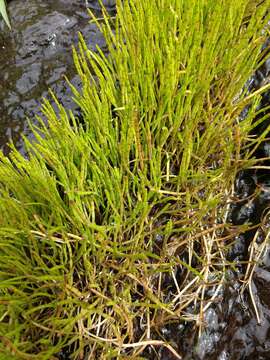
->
[1,1,270,359]
[0,0,115,155]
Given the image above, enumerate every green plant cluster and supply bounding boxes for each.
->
[0,0,270,358]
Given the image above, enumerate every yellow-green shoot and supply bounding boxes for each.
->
[0,0,10,29]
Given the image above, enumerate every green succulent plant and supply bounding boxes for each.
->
[0,0,270,358]
[0,0,10,29]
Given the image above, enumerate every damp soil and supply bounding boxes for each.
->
[1,2,270,359]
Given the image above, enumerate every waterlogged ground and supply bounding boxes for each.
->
[1,1,270,359]
[0,0,115,154]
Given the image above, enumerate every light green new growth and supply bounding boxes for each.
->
[0,0,270,358]
[0,0,10,29]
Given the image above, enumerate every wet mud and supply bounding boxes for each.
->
[0,0,115,155]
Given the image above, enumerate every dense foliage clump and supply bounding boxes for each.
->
[0,0,270,358]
